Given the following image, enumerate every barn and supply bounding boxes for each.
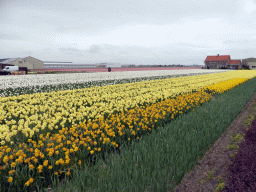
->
[242,58,256,70]
[0,56,44,70]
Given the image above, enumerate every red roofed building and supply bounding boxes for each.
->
[227,59,241,69]
[204,54,241,69]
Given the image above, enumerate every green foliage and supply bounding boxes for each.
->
[199,170,214,185]
[216,176,225,192]
[199,179,206,184]
[227,143,239,151]
[243,114,255,127]
[206,171,214,181]
[232,133,244,143]
[216,182,225,192]
[217,176,224,183]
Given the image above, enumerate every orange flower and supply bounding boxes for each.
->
[43,160,48,166]
[10,162,16,168]
[33,158,38,163]
[74,147,79,152]
[9,170,15,175]
[28,164,34,170]
[8,177,13,183]
[55,161,60,165]
[29,178,34,183]
[25,181,30,186]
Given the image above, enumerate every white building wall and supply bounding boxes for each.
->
[248,62,256,70]
[10,56,44,69]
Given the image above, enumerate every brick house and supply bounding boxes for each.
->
[227,59,241,69]
[204,54,241,69]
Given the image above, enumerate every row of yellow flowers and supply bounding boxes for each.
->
[202,78,249,94]
[0,77,251,190]
[1,71,256,147]
[1,92,211,189]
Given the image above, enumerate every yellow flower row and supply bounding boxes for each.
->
[0,77,251,188]
[1,71,256,146]
[0,91,212,186]
[202,78,248,94]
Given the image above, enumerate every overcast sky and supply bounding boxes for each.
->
[1,0,256,65]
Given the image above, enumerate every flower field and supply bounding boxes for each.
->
[30,67,201,73]
[1,70,256,191]
[0,69,226,91]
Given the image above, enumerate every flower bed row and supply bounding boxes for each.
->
[1,71,255,146]
[0,69,226,91]
[71,76,256,192]
[0,76,251,191]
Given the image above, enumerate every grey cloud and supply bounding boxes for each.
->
[1,0,256,65]
[1,0,239,30]
[223,39,249,44]
[118,51,130,55]
[0,32,21,40]
[19,51,34,56]
[59,47,80,52]
[58,47,84,57]
[88,45,101,53]
[175,42,209,49]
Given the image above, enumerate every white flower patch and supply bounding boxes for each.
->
[0,69,229,90]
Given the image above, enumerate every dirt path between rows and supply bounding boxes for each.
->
[173,92,256,192]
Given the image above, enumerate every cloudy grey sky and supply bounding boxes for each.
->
[1,0,256,65]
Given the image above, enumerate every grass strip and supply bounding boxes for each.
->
[53,77,256,192]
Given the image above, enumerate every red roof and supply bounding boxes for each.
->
[205,55,230,61]
[228,60,241,65]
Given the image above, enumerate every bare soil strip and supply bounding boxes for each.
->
[223,110,256,191]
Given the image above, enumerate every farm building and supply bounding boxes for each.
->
[43,61,120,69]
[43,61,99,69]
[241,58,256,70]
[0,56,44,70]
[226,59,242,70]
[204,54,242,69]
